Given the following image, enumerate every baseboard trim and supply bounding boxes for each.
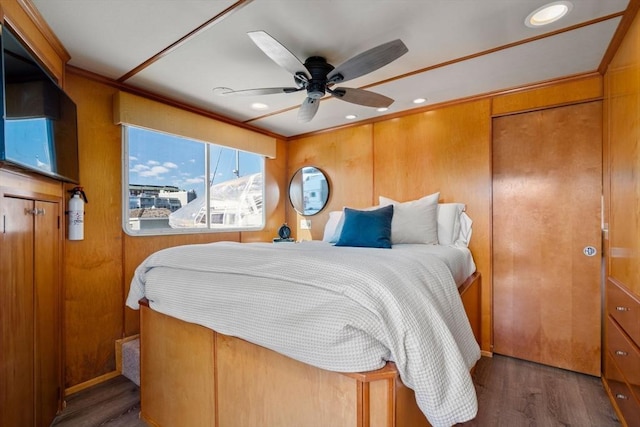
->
[481,350,493,358]
[66,334,142,397]
[65,370,121,396]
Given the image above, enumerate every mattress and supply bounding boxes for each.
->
[408,243,476,286]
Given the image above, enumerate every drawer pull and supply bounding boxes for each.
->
[616,393,628,400]
[25,208,46,216]
[616,306,630,312]
[615,350,628,357]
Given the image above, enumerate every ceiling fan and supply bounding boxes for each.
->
[217,31,409,123]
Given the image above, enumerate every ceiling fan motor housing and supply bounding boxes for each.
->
[304,56,335,99]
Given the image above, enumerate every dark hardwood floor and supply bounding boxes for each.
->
[458,355,620,426]
[51,375,145,427]
[51,355,620,426]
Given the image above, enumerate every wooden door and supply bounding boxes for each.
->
[34,200,61,426]
[492,101,602,375]
[1,196,36,427]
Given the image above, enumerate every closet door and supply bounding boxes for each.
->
[34,200,61,426]
[1,196,61,427]
[1,196,36,427]
[492,101,602,375]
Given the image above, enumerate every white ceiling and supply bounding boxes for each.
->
[32,0,629,138]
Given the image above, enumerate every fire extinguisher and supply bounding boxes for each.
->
[68,186,88,241]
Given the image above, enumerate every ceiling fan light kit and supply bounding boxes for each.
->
[218,31,408,123]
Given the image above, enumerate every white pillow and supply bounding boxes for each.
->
[378,192,439,244]
[437,203,465,245]
[456,211,473,247]
[322,211,343,242]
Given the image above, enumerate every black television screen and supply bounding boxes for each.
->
[0,26,79,183]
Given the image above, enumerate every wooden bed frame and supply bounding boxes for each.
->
[138,272,481,427]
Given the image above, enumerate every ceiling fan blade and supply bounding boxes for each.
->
[327,39,408,84]
[248,31,309,78]
[330,87,393,108]
[216,87,301,96]
[298,97,320,123]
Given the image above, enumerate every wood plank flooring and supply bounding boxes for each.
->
[458,355,620,426]
[51,375,145,427]
[52,355,620,426]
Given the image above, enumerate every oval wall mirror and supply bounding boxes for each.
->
[289,166,330,216]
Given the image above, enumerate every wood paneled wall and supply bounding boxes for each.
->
[286,125,374,242]
[63,73,288,388]
[492,75,602,116]
[604,8,640,300]
[62,74,125,388]
[374,101,493,353]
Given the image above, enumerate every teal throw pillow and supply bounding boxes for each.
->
[335,205,394,249]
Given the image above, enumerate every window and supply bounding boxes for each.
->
[123,126,265,235]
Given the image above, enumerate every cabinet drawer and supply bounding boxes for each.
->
[607,317,640,401]
[605,354,640,426]
[607,279,640,347]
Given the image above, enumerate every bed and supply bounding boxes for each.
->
[126,195,481,426]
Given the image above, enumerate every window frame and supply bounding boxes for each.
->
[121,125,266,237]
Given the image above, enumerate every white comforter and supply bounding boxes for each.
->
[127,241,480,426]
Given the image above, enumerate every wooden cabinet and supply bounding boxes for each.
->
[0,171,63,427]
[604,279,640,426]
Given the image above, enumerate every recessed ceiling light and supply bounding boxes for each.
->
[525,1,572,28]
[413,98,426,104]
[345,114,358,120]
[251,102,269,110]
[377,107,389,112]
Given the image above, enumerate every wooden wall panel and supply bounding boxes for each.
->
[63,72,288,388]
[373,100,492,352]
[63,74,124,388]
[605,9,640,298]
[286,125,374,241]
[492,75,603,116]
[0,168,64,198]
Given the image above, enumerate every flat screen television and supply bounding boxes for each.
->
[0,25,79,183]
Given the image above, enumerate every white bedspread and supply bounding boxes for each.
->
[415,244,476,287]
[127,241,481,427]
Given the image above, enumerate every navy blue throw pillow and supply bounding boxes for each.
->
[334,205,394,249]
